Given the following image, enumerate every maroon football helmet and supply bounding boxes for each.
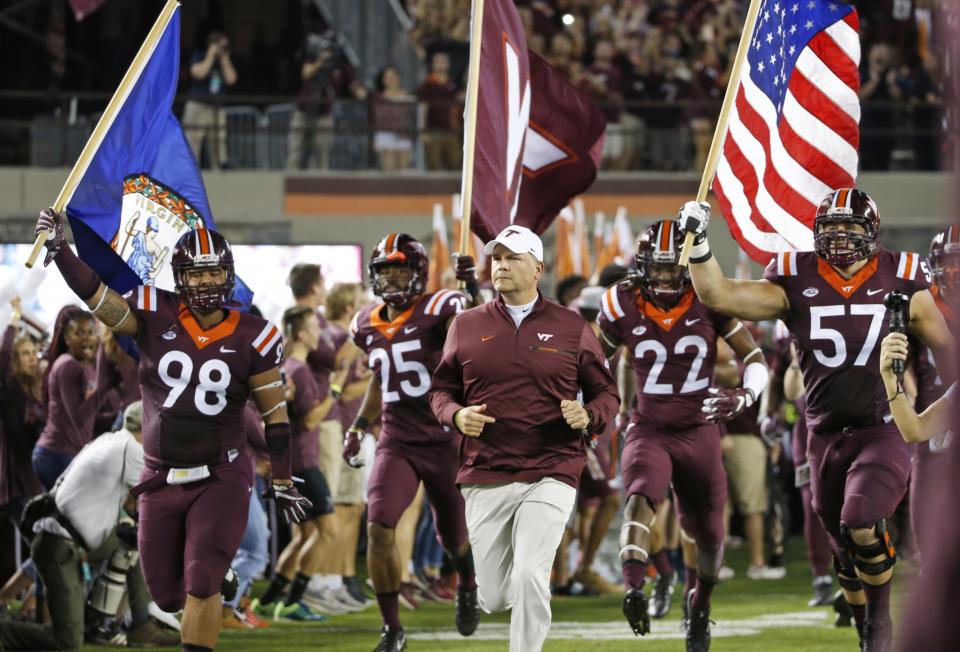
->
[813,188,880,267]
[171,228,236,314]
[929,225,960,297]
[635,220,690,307]
[369,233,429,309]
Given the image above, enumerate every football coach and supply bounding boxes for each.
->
[429,225,619,652]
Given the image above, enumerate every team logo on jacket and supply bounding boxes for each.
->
[632,326,647,336]
[537,332,554,341]
[110,174,206,288]
[803,288,819,297]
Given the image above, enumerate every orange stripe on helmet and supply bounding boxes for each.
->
[836,188,850,209]
[197,228,210,255]
[385,233,398,255]
[658,221,673,253]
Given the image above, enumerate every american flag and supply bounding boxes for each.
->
[712,0,860,264]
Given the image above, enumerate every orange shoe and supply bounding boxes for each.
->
[242,607,271,629]
[221,606,251,629]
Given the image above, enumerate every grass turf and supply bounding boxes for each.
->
[111,534,875,651]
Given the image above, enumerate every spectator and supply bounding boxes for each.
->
[583,40,628,169]
[372,66,416,171]
[690,43,726,172]
[33,306,105,490]
[646,48,694,171]
[416,52,462,171]
[895,55,943,170]
[860,43,900,171]
[288,30,367,170]
[0,298,44,526]
[182,31,237,170]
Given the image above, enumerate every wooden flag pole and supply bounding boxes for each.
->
[25,0,181,268]
[678,0,762,267]
[458,0,485,256]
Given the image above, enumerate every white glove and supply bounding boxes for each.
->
[678,201,711,240]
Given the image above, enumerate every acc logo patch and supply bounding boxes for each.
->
[632,326,647,336]
[802,288,819,297]
[161,329,177,341]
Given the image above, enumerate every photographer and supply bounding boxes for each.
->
[288,29,367,170]
[0,402,177,650]
[182,31,237,170]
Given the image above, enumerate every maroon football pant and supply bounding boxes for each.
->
[367,438,467,551]
[910,444,951,563]
[807,423,911,561]
[137,458,253,612]
[801,485,832,578]
[621,423,726,550]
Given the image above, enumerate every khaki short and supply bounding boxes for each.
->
[722,434,769,515]
[317,419,343,496]
[334,458,365,505]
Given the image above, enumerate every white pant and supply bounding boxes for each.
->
[461,478,576,652]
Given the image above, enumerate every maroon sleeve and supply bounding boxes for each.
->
[596,286,631,346]
[248,319,283,376]
[0,325,14,382]
[577,322,620,434]
[57,357,108,432]
[428,317,466,429]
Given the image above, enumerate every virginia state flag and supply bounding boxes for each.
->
[65,5,252,307]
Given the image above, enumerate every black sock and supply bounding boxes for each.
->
[182,645,213,652]
[284,573,310,606]
[260,573,290,606]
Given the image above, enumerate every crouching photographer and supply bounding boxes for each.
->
[0,402,178,650]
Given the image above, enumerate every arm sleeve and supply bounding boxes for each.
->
[428,318,466,428]
[577,323,621,434]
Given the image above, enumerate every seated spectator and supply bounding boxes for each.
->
[416,52,462,171]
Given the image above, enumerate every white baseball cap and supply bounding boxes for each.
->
[483,225,544,262]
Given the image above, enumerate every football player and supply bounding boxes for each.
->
[597,220,769,652]
[343,233,480,652]
[34,208,311,652]
[678,191,955,651]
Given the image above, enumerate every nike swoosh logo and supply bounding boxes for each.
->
[685,319,700,326]
[403,326,418,334]
[481,336,495,342]
[866,288,884,296]
[219,346,236,353]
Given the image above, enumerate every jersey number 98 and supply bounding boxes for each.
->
[157,351,231,416]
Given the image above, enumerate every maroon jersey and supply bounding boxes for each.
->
[598,284,731,430]
[283,358,320,471]
[763,248,931,434]
[350,289,467,445]
[124,285,283,468]
[306,313,348,422]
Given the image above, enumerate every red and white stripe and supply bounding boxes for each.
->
[600,287,625,322]
[136,285,158,312]
[253,321,281,356]
[712,11,860,264]
[425,289,463,316]
[897,252,918,281]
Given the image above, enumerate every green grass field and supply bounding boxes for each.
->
[117,534,880,651]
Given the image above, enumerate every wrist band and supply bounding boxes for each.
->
[689,238,711,263]
[330,383,343,399]
[352,415,370,431]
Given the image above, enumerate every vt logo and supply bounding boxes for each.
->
[537,333,554,342]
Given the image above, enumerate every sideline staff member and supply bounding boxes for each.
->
[429,225,619,652]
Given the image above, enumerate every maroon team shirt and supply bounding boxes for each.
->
[350,289,468,446]
[306,312,345,423]
[597,285,732,431]
[124,285,283,469]
[283,357,321,472]
[429,294,620,489]
[36,354,104,455]
[763,247,931,434]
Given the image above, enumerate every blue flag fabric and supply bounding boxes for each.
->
[65,6,252,308]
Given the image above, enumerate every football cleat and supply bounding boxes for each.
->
[832,590,853,627]
[808,576,833,607]
[455,587,481,636]
[684,589,712,652]
[373,625,407,652]
[649,572,675,619]
[623,588,651,636]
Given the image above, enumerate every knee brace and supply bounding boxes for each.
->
[842,520,896,576]
[619,521,650,561]
[88,547,139,616]
[832,557,863,592]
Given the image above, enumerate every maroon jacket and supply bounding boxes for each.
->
[429,294,620,488]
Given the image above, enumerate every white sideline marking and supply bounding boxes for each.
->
[406,610,829,641]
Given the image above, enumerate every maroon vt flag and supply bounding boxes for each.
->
[463,0,606,242]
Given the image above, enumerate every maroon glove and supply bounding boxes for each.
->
[342,427,364,468]
[701,387,756,423]
[35,207,66,267]
[454,254,479,300]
